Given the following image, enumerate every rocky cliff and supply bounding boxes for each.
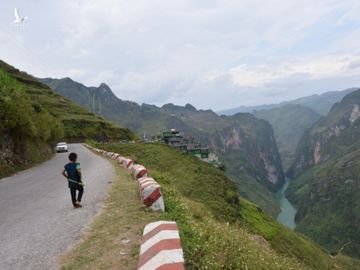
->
[288,90,360,178]
[253,104,320,170]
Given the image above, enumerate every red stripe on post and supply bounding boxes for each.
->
[156,262,185,270]
[136,169,147,179]
[143,188,161,207]
[142,223,178,243]
[126,160,134,168]
[138,239,182,268]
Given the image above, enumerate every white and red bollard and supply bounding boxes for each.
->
[138,221,185,270]
[137,177,165,212]
[131,164,148,180]
[122,158,134,169]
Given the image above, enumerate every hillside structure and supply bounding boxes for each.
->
[162,129,220,166]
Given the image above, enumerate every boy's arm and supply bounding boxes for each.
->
[62,169,68,179]
[76,163,82,180]
[77,169,82,180]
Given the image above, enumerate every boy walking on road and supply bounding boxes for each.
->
[62,152,84,208]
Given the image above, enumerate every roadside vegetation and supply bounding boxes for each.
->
[88,142,360,269]
[0,69,62,178]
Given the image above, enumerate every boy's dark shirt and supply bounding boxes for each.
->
[64,162,81,188]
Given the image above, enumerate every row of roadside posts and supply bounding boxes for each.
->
[84,144,186,270]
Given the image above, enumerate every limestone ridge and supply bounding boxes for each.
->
[286,89,360,258]
[41,77,285,216]
[209,113,285,192]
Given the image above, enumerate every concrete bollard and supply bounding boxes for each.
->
[111,153,120,160]
[131,164,148,180]
[138,177,165,212]
[117,156,126,165]
[137,221,185,270]
[122,158,134,169]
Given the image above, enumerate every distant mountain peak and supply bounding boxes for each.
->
[62,77,76,83]
[99,82,111,90]
[185,103,197,111]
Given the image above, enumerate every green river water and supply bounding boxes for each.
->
[276,180,297,229]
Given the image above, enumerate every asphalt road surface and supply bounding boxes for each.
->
[0,144,114,270]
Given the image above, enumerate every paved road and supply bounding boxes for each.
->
[0,144,114,270]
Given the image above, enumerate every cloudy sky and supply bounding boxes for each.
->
[1,0,360,110]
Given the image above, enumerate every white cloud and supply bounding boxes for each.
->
[227,55,360,88]
[0,0,360,110]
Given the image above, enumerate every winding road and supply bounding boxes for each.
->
[0,144,114,270]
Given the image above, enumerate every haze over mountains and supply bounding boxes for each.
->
[218,88,358,116]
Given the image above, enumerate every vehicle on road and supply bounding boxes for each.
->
[56,142,68,153]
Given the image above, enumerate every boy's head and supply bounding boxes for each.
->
[68,152,77,162]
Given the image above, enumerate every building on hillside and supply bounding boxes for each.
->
[161,129,220,167]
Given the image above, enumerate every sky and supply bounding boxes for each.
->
[1,0,360,111]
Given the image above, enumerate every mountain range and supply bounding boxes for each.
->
[40,77,285,216]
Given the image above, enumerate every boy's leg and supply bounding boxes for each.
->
[70,188,77,206]
[77,186,84,202]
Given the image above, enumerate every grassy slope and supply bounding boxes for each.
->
[90,142,359,269]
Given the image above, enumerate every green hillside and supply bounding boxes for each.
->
[0,60,134,179]
[0,60,134,142]
[91,142,360,269]
[0,69,61,177]
[253,104,320,170]
[287,149,360,258]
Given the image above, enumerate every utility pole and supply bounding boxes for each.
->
[98,92,101,114]
[92,92,95,113]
